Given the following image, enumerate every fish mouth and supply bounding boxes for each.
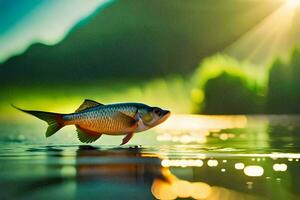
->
[159,110,171,123]
[149,109,171,127]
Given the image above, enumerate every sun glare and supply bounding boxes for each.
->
[225,0,300,65]
[286,0,300,8]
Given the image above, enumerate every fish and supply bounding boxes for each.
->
[13,99,171,145]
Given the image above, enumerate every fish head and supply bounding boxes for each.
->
[138,106,171,128]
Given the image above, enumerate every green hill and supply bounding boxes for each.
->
[0,0,281,86]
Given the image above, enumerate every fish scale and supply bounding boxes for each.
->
[69,105,136,134]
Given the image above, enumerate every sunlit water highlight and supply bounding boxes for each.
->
[0,115,300,199]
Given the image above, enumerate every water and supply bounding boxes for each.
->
[0,115,300,200]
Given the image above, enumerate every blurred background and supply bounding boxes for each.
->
[2,1,300,199]
[1,0,300,118]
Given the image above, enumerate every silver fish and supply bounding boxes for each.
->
[13,99,171,145]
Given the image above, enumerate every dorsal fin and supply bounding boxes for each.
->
[75,99,104,112]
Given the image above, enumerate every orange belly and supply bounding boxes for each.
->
[74,117,137,135]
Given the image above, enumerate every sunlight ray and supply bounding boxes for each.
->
[225,1,300,65]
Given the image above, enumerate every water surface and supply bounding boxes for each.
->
[0,115,300,199]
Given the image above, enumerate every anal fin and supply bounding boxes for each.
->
[76,126,102,143]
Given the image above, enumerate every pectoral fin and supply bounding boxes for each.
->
[115,112,138,127]
[121,132,134,145]
[76,126,102,143]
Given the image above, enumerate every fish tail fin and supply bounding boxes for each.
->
[12,105,65,137]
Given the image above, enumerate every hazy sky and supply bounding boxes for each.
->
[0,0,113,63]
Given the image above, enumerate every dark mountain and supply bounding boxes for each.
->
[0,0,282,86]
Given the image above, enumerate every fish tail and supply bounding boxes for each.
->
[12,105,65,137]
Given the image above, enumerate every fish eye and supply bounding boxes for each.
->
[153,108,160,115]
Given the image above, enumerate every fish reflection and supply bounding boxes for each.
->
[75,145,165,183]
[74,146,174,199]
